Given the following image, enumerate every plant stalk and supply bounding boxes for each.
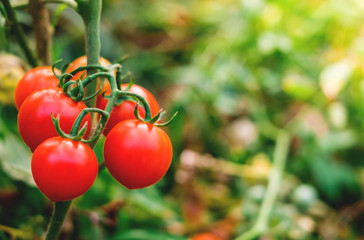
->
[235,130,291,240]
[45,201,72,240]
[80,0,102,139]
[29,0,53,65]
[82,0,101,109]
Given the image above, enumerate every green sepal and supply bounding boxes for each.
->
[52,59,63,81]
[133,101,145,122]
[155,111,179,127]
[51,114,69,139]
[132,102,178,127]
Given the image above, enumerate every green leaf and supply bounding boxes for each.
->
[112,229,188,240]
[129,187,176,219]
[281,73,316,100]
[319,130,358,153]
[0,133,35,186]
[311,156,360,201]
[51,4,69,27]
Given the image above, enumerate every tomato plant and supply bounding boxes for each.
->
[31,136,98,202]
[14,66,60,109]
[6,0,177,236]
[97,83,160,135]
[103,119,172,189]
[17,88,91,152]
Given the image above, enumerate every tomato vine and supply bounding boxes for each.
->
[2,0,177,238]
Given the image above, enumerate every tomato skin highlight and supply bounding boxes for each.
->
[17,88,91,152]
[15,66,60,110]
[104,119,172,189]
[31,137,98,202]
[97,83,160,135]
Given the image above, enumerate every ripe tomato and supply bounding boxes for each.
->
[17,88,91,152]
[15,66,60,109]
[103,119,172,189]
[66,55,110,80]
[97,83,160,135]
[190,233,222,240]
[31,136,98,202]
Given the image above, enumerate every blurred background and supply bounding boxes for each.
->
[1,0,364,239]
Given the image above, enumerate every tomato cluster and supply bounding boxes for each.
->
[15,57,173,202]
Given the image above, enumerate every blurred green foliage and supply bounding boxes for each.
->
[1,0,364,239]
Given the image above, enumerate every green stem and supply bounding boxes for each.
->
[116,91,152,121]
[64,71,111,100]
[82,0,101,108]
[1,0,39,67]
[52,107,109,147]
[79,0,102,140]
[45,201,71,240]
[85,68,117,148]
[235,130,291,240]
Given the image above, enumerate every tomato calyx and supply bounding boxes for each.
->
[133,101,178,127]
[105,72,178,127]
[51,108,108,142]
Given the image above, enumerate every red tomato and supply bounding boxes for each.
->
[66,55,110,80]
[97,83,160,135]
[103,119,172,189]
[190,233,222,240]
[17,88,91,152]
[31,136,98,202]
[15,66,60,109]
